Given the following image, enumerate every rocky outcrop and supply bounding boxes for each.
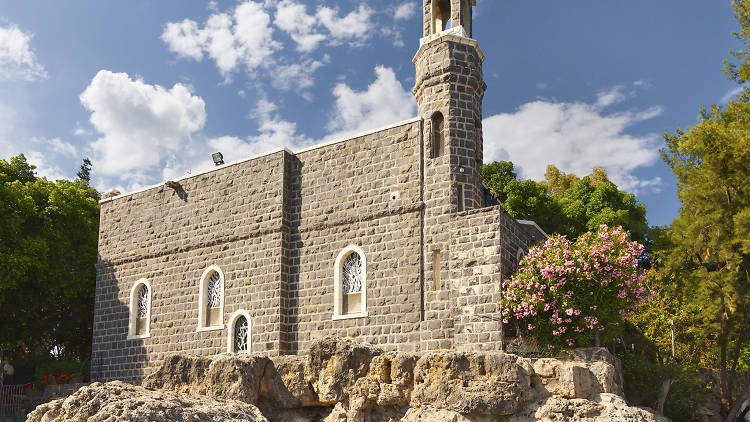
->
[26,380,266,422]
[28,338,670,421]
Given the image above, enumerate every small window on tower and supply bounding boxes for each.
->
[458,184,465,212]
[474,118,482,162]
[431,112,444,158]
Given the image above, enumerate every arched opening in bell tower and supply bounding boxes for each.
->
[432,0,452,34]
[461,0,472,37]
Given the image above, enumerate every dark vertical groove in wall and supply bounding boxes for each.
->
[419,118,425,322]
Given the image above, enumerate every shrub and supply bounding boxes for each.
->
[500,225,650,353]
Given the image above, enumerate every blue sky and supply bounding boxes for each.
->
[0,0,741,227]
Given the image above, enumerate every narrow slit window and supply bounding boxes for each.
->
[474,119,482,162]
[431,112,444,158]
[432,250,441,291]
[458,184,465,212]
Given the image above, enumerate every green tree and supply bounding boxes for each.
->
[0,155,100,361]
[482,162,648,243]
[76,157,92,184]
[661,97,750,412]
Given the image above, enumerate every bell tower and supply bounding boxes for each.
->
[414,0,485,215]
[414,0,485,351]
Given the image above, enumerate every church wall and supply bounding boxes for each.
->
[283,121,424,354]
[91,120,426,382]
[449,205,534,352]
[93,152,288,382]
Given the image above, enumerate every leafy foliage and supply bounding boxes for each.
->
[0,155,100,361]
[482,162,648,243]
[660,95,750,406]
[500,225,649,353]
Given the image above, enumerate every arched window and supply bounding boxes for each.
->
[431,112,444,158]
[128,279,151,339]
[226,310,252,354]
[432,0,452,33]
[197,265,225,331]
[333,245,368,320]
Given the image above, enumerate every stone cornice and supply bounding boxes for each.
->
[412,27,486,65]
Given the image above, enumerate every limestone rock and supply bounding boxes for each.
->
[411,352,534,417]
[26,381,267,422]
[306,337,384,406]
[143,353,269,403]
[509,393,671,422]
[261,355,317,408]
[28,338,670,422]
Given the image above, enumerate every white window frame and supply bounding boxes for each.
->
[127,279,152,339]
[226,309,252,354]
[333,245,368,320]
[197,265,225,332]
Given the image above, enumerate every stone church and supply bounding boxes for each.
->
[91,0,547,382]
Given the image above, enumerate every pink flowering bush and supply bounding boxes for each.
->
[500,225,650,353]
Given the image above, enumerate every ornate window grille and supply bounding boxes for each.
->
[333,246,367,319]
[137,285,149,319]
[342,253,363,294]
[129,279,151,338]
[207,271,222,309]
[233,316,249,353]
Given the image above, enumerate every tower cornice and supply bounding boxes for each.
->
[412,30,486,100]
[412,27,486,65]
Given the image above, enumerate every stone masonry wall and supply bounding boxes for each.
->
[283,122,424,354]
[449,205,535,352]
[93,151,288,382]
[92,120,426,382]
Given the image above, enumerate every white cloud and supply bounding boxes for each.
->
[0,101,19,157]
[316,4,373,44]
[274,0,326,52]
[595,86,627,108]
[25,151,68,181]
[269,57,326,91]
[80,70,207,183]
[394,3,416,20]
[36,137,78,158]
[161,19,205,61]
[326,66,416,139]
[0,23,47,82]
[274,1,374,51]
[720,86,744,104]
[482,93,664,194]
[162,1,279,80]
